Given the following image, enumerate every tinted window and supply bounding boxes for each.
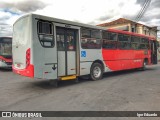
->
[56,28,65,51]
[102,31,117,49]
[0,37,12,56]
[38,21,52,34]
[81,28,101,49]
[131,36,140,49]
[118,42,130,49]
[0,38,12,43]
[141,38,148,43]
[102,31,109,39]
[81,29,90,38]
[118,34,130,42]
[118,34,130,49]
[38,21,54,48]
[67,30,76,51]
[102,41,117,49]
[131,36,140,43]
[108,32,117,41]
[139,38,149,49]
[91,30,101,39]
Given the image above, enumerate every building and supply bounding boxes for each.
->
[97,18,158,38]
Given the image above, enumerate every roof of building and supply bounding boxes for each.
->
[97,18,157,30]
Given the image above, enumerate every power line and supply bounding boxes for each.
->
[135,0,151,22]
[135,0,150,22]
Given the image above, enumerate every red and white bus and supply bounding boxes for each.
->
[12,14,158,83]
[0,37,12,68]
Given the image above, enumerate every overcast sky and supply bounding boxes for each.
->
[0,0,160,37]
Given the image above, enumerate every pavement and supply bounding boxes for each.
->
[0,63,160,120]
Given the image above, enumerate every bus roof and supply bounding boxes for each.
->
[107,29,156,40]
[14,13,106,30]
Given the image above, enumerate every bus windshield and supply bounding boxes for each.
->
[0,37,12,57]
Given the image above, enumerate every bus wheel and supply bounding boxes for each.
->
[90,63,103,81]
[141,60,147,71]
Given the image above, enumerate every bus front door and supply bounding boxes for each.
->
[56,26,77,77]
[151,40,157,64]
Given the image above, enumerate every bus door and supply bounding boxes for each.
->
[56,26,78,76]
[150,40,157,64]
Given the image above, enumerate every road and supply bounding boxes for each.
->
[0,64,160,120]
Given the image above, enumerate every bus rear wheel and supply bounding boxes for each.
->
[90,63,103,81]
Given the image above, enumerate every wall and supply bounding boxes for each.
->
[105,23,130,31]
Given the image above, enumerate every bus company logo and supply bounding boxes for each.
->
[2,112,11,117]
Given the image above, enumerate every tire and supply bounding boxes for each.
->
[141,60,147,71]
[79,75,90,80]
[90,63,103,81]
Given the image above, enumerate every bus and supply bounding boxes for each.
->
[12,14,158,84]
[0,37,12,68]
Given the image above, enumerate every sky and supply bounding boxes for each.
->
[0,0,160,38]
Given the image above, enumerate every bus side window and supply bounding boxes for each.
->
[56,27,65,51]
[102,31,117,49]
[118,34,130,49]
[81,28,101,49]
[38,21,54,48]
[131,36,139,50]
[57,34,65,51]
[139,38,149,49]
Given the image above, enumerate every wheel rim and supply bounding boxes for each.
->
[93,66,101,78]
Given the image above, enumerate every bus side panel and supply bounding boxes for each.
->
[32,16,58,80]
[32,17,44,79]
[134,50,146,67]
[80,49,108,75]
[80,62,92,76]
[102,49,144,71]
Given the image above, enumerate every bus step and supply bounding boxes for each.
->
[60,75,77,80]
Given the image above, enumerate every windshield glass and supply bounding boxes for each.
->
[0,37,12,57]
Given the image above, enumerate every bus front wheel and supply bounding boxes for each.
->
[90,63,103,81]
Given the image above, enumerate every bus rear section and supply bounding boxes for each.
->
[12,15,34,77]
[0,37,12,68]
[12,14,58,80]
